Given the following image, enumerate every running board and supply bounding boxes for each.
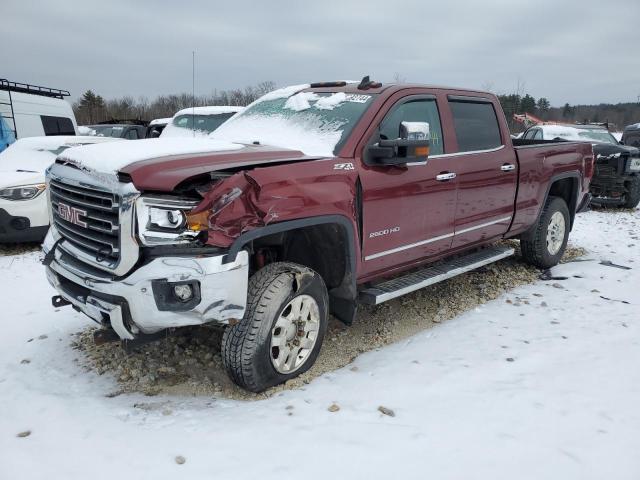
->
[359,246,515,305]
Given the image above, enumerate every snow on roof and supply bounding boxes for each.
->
[258,84,310,102]
[172,106,244,117]
[77,126,96,135]
[149,117,172,126]
[58,137,243,174]
[540,125,586,141]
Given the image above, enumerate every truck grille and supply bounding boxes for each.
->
[50,179,121,262]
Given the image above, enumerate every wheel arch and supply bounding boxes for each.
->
[544,172,581,229]
[225,215,359,324]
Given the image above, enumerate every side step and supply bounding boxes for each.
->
[359,245,515,305]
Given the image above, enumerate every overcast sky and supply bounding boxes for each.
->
[2,0,638,106]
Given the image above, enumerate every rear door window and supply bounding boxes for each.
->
[378,98,444,155]
[448,100,502,152]
[41,116,75,136]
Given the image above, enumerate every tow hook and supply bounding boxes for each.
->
[51,295,71,308]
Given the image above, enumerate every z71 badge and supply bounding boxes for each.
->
[333,162,355,171]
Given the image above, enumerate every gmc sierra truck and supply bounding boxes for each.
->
[43,78,594,392]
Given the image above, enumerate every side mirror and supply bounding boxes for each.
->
[366,121,431,166]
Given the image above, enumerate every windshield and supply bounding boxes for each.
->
[210,91,376,156]
[173,114,233,133]
[91,125,125,138]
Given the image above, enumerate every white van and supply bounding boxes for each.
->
[160,106,243,138]
[0,79,78,153]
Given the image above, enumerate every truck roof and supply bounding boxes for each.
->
[301,80,493,97]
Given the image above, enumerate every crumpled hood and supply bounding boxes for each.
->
[57,137,316,192]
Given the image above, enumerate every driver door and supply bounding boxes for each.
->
[358,95,458,278]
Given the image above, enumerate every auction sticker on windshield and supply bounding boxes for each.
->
[345,94,371,103]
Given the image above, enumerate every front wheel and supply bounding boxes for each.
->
[623,176,640,209]
[221,262,328,392]
[520,196,570,269]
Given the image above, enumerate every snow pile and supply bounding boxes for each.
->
[283,92,348,112]
[284,92,319,111]
[58,138,243,174]
[77,126,96,136]
[315,92,347,110]
[211,113,344,157]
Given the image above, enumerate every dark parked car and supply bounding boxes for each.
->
[522,124,640,208]
[622,123,640,148]
[84,120,149,140]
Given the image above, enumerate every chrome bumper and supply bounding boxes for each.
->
[43,229,249,339]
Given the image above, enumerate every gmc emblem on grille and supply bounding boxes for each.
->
[58,202,88,228]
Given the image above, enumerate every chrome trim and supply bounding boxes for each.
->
[500,164,516,172]
[365,216,512,261]
[47,163,140,276]
[455,216,512,235]
[135,196,200,246]
[436,172,457,181]
[365,232,454,261]
[430,145,505,159]
[44,230,250,337]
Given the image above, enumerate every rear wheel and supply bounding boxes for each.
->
[520,196,570,269]
[221,262,328,392]
[623,176,640,208]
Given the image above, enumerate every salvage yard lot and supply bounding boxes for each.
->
[1,207,639,480]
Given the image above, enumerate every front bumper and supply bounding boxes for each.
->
[43,229,249,339]
[0,208,49,243]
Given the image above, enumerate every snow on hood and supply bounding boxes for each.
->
[0,170,44,189]
[0,136,121,175]
[58,138,244,174]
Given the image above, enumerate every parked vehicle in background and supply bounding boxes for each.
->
[83,120,149,140]
[146,117,171,138]
[44,79,593,392]
[160,106,244,138]
[0,79,78,153]
[622,123,640,148]
[522,124,640,208]
[0,135,121,242]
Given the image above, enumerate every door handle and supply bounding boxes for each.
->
[436,172,457,181]
[500,164,516,172]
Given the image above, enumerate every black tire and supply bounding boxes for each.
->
[221,262,329,392]
[520,196,570,269]
[623,176,640,209]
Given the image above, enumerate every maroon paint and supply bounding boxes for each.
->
[118,84,593,286]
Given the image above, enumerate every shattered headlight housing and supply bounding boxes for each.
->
[135,196,200,245]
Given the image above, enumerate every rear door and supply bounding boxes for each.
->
[359,94,458,277]
[446,97,518,248]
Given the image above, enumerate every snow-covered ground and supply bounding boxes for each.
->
[1,208,638,480]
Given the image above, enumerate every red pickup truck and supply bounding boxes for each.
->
[43,78,594,392]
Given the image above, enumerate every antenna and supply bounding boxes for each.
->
[192,50,195,138]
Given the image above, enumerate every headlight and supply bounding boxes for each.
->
[0,184,46,201]
[136,197,199,246]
